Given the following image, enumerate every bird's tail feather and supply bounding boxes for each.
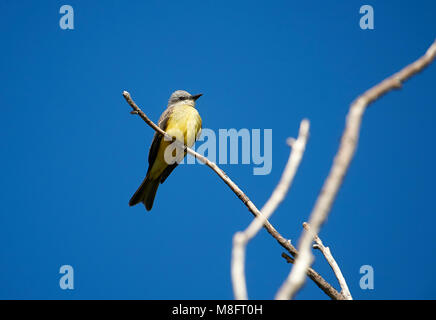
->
[129,176,160,211]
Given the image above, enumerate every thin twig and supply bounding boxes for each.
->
[231,119,310,300]
[122,91,343,300]
[303,222,352,300]
[282,252,295,264]
[276,39,436,300]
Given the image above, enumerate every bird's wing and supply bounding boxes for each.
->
[147,106,174,174]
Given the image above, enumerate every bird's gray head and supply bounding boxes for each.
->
[168,90,202,107]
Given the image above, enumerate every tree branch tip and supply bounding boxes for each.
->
[130,110,138,115]
[122,90,130,97]
[300,118,310,130]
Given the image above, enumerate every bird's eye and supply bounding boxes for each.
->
[179,96,186,100]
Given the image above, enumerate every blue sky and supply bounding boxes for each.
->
[0,0,435,299]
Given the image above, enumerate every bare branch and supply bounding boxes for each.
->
[122,91,343,299]
[303,222,352,300]
[231,119,310,300]
[276,39,436,300]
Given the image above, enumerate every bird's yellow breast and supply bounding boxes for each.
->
[148,104,202,179]
[165,104,202,146]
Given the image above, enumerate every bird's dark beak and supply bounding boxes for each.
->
[191,93,203,101]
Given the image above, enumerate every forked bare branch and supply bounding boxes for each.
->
[303,222,352,300]
[276,39,436,300]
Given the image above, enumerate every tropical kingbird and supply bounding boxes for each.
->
[129,90,203,211]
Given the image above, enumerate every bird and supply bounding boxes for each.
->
[129,90,203,211]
